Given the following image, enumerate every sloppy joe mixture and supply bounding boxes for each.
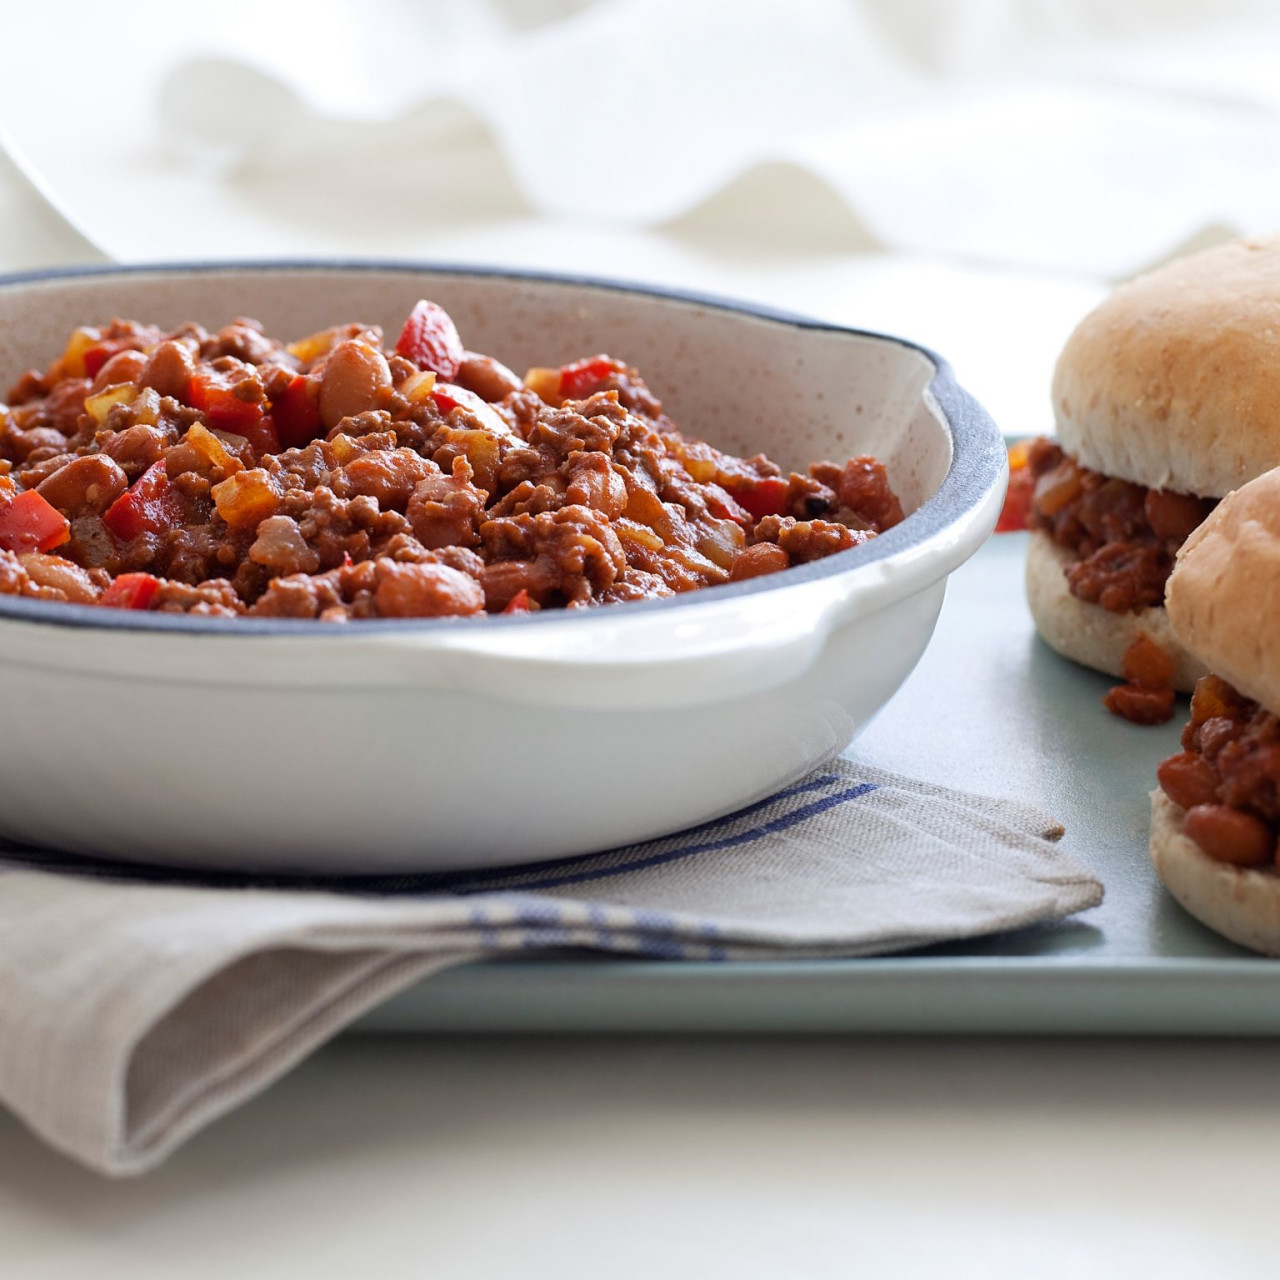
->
[0,302,902,620]
[1026,438,1215,612]
[1158,676,1280,868]
[1011,438,1219,726]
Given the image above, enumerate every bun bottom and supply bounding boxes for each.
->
[1025,531,1206,692]
[1149,790,1280,955]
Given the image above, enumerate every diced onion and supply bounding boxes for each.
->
[56,327,101,379]
[523,367,562,404]
[186,422,243,474]
[401,370,437,403]
[85,382,138,425]
[211,469,280,530]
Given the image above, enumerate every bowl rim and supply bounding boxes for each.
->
[0,259,1006,637]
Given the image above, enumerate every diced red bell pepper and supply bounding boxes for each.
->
[272,374,323,450]
[99,572,161,611]
[102,462,185,543]
[995,441,1034,533]
[82,341,128,380]
[703,484,749,524]
[729,477,790,523]
[558,355,625,401]
[0,490,71,554]
[995,468,1034,533]
[430,384,464,414]
[186,369,277,454]
[502,588,532,615]
[395,300,463,379]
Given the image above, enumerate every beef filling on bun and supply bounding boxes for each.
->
[1151,466,1280,954]
[1024,234,1280,721]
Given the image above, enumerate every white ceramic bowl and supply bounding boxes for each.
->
[0,263,1005,873]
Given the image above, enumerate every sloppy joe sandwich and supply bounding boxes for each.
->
[1152,466,1280,953]
[1024,235,1280,721]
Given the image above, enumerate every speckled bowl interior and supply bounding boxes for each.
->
[0,264,950,524]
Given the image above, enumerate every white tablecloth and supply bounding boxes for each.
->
[5,1033,1276,1279]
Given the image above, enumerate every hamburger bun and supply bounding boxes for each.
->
[1166,466,1280,714]
[1149,789,1280,955]
[1026,531,1206,692]
[1053,234,1280,499]
[1150,469,1280,955]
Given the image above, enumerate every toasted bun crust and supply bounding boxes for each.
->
[1166,467,1280,714]
[1149,789,1280,955]
[1025,532,1206,691]
[1053,235,1280,498]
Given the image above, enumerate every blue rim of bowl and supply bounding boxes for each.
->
[0,260,1006,636]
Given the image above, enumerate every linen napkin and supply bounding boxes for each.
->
[0,760,1099,1177]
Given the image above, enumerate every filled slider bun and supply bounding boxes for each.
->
[1024,234,1280,718]
[1150,467,1280,953]
[1025,534,1206,693]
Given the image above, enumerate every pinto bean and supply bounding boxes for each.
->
[729,542,789,581]
[139,340,196,400]
[1183,804,1274,865]
[100,424,170,479]
[455,352,522,403]
[1157,752,1219,811]
[35,454,128,516]
[318,341,392,432]
[3,424,67,464]
[16,552,100,603]
[16,451,75,488]
[1198,715,1238,758]
[373,561,485,617]
[89,349,147,394]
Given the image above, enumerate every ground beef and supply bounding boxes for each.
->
[250,554,485,620]
[1158,675,1280,866]
[1027,438,1216,613]
[153,579,244,616]
[0,305,904,622]
[1103,633,1176,726]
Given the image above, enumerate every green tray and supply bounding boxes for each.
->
[360,534,1272,1036]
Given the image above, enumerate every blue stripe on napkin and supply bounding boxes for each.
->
[458,782,877,893]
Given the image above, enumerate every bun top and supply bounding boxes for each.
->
[1052,235,1280,498]
[1167,466,1280,713]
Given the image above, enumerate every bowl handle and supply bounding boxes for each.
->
[387,583,851,711]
